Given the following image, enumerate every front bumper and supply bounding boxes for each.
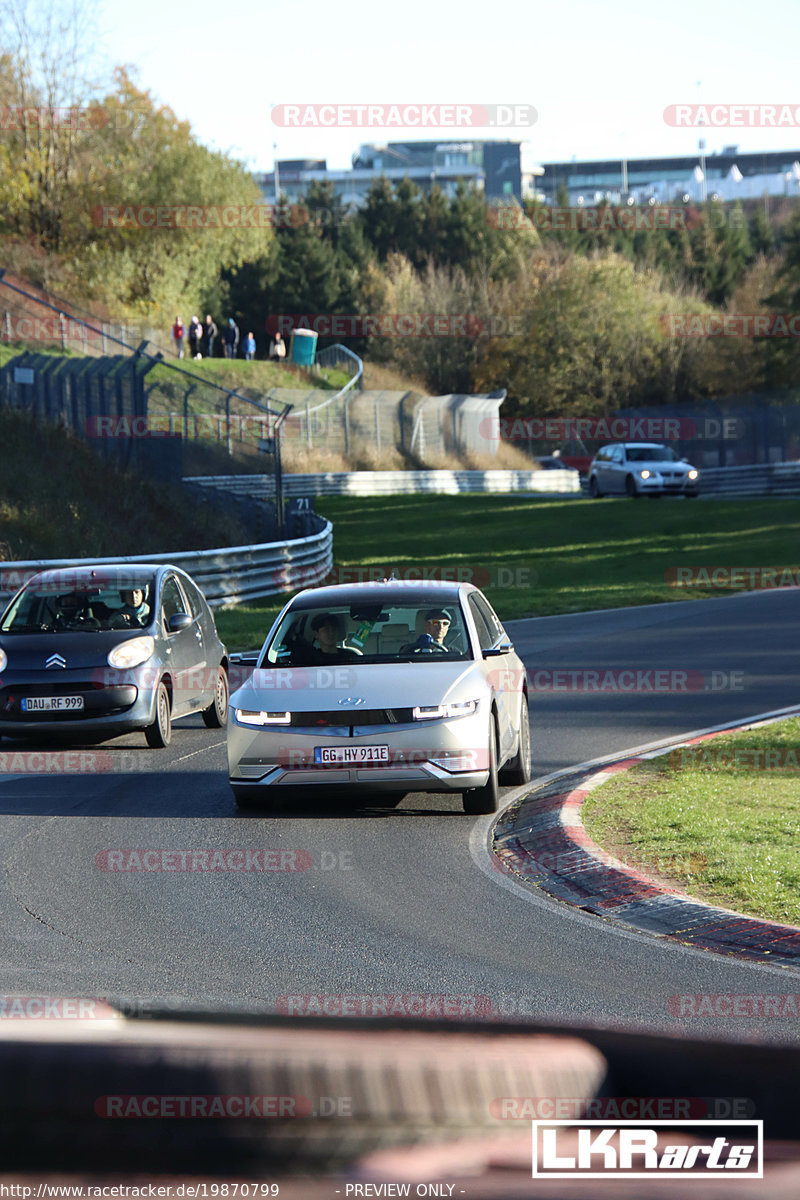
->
[636,475,699,495]
[227,711,491,793]
[0,670,155,737]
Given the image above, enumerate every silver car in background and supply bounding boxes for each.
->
[589,442,700,498]
[227,581,531,814]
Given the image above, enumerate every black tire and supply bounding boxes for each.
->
[463,714,499,815]
[499,695,531,786]
[144,682,172,748]
[202,664,229,728]
[589,475,602,499]
[625,475,640,499]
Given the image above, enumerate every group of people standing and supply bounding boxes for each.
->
[171,317,288,364]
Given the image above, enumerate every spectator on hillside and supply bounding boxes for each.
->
[202,314,218,359]
[269,331,286,361]
[244,331,256,360]
[224,317,239,359]
[172,316,184,359]
[188,316,203,359]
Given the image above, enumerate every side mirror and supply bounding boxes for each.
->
[168,612,193,632]
[483,642,514,658]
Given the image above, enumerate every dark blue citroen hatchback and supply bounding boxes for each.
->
[0,564,228,746]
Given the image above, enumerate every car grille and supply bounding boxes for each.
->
[290,708,415,727]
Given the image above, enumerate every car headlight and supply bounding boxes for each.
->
[0,647,6,673]
[688,469,699,480]
[639,469,652,479]
[235,709,291,726]
[107,636,155,670]
[413,699,479,720]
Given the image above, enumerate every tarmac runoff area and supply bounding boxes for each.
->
[493,706,800,966]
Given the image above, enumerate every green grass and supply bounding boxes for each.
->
[0,408,255,559]
[211,492,799,649]
[583,718,800,925]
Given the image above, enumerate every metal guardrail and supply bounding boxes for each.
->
[0,522,333,610]
[184,468,582,498]
[698,461,800,496]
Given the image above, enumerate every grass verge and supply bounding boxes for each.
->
[583,717,800,925]
[211,493,798,649]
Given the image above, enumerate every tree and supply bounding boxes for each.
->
[0,0,100,250]
[749,204,775,257]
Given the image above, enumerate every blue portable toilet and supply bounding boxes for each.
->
[290,328,318,365]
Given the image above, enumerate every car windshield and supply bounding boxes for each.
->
[625,446,678,462]
[1,575,156,633]
[262,599,472,665]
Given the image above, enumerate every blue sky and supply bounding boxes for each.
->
[95,0,800,172]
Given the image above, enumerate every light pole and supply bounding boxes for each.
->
[697,81,707,202]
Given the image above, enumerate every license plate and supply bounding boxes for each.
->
[21,696,84,712]
[314,745,389,765]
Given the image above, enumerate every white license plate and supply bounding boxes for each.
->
[22,696,84,712]
[314,745,389,765]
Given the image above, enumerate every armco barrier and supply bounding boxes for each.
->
[0,522,332,610]
[698,461,800,497]
[184,468,582,499]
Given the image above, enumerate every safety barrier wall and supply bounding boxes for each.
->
[0,522,333,610]
[184,468,582,498]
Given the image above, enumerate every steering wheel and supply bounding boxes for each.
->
[410,642,449,654]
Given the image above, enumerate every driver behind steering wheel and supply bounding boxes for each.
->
[400,607,453,654]
[110,587,150,629]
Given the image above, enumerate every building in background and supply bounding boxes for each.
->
[540,147,800,206]
[257,141,543,208]
[257,143,800,213]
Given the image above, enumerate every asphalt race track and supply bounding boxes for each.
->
[0,588,797,1043]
